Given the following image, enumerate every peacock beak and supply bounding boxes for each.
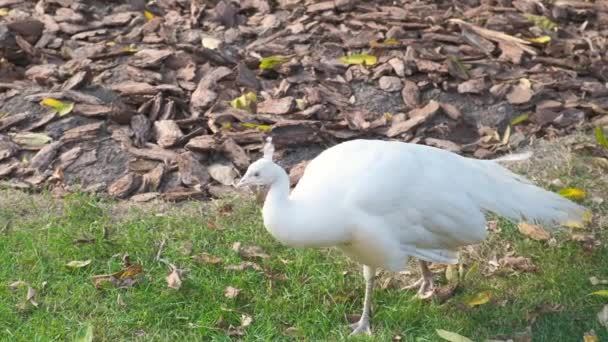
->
[235,176,250,188]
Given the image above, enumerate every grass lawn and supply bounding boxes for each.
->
[0,135,607,341]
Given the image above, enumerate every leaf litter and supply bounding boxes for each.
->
[2,0,606,202]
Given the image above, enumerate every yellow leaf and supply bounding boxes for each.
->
[230,92,257,112]
[595,126,608,149]
[296,98,307,111]
[339,54,377,66]
[464,263,479,281]
[591,290,608,297]
[510,113,529,126]
[66,260,92,268]
[259,56,289,70]
[558,188,586,200]
[115,264,143,280]
[465,290,492,307]
[384,112,393,121]
[221,122,233,131]
[583,330,599,342]
[241,123,271,132]
[144,10,155,20]
[436,329,474,342]
[10,132,52,147]
[105,41,116,47]
[122,44,138,53]
[445,264,459,284]
[0,8,9,16]
[524,14,558,31]
[384,38,399,46]
[518,222,551,240]
[501,125,511,145]
[528,35,552,44]
[40,98,74,116]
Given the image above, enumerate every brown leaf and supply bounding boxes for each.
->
[166,265,183,290]
[506,84,534,104]
[224,286,240,298]
[498,256,537,272]
[517,222,550,241]
[225,261,262,272]
[91,264,143,289]
[193,253,222,264]
[235,244,270,259]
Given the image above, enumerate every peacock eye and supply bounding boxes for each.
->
[253,172,260,177]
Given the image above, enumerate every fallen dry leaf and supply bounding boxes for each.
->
[26,286,38,307]
[499,256,537,273]
[465,290,492,307]
[518,222,551,241]
[166,265,183,290]
[591,290,608,297]
[193,253,222,264]
[91,264,143,289]
[558,188,586,200]
[224,286,240,299]
[583,330,599,342]
[225,261,262,272]
[590,277,608,286]
[66,260,92,268]
[436,329,474,342]
[234,244,270,259]
[598,305,608,329]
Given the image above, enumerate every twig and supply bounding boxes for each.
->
[155,238,167,262]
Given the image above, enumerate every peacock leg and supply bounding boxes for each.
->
[402,260,435,299]
[349,265,375,336]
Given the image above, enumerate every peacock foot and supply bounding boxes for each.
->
[349,318,372,336]
[402,276,435,299]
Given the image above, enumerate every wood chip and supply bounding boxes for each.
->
[108,173,142,199]
[177,151,209,187]
[402,80,420,109]
[221,138,250,171]
[154,120,183,148]
[257,97,295,115]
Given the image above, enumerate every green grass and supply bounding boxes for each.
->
[0,190,606,342]
[1,134,607,341]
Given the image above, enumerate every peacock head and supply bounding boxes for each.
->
[236,137,280,188]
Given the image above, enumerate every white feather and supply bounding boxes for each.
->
[266,139,586,271]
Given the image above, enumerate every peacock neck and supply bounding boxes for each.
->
[261,164,350,248]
